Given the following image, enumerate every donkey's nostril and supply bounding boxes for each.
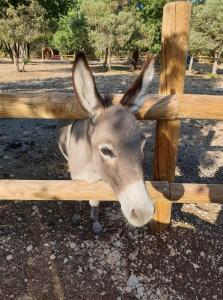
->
[131,208,138,219]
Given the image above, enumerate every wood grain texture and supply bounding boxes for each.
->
[1,93,223,120]
[151,1,192,232]
[169,183,223,204]
[0,180,168,202]
[178,94,223,120]
[0,180,222,204]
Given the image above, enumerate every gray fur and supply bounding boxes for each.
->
[57,52,155,230]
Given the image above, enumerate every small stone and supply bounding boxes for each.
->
[63,258,68,264]
[148,264,152,269]
[78,266,83,272]
[104,249,110,255]
[169,247,176,256]
[160,294,168,300]
[128,249,139,260]
[17,217,22,221]
[125,287,132,293]
[156,288,161,296]
[26,245,33,252]
[127,275,139,288]
[200,252,205,257]
[98,269,103,275]
[137,286,144,297]
[3,155,10,160]
[23,130,30,135]
[69,242,76,249]
[6,254,13,261]
[50,254,56,260]
[192,263,199,269]
[219,267,223,273]
[107,251,121,266]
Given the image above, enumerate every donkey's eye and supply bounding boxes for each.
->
[100,147,116,158]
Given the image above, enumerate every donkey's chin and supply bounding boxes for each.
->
[118,181,155,227]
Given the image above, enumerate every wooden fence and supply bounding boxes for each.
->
[0,1,223,233]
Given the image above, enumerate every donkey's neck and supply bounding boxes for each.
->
[69,119,101,182]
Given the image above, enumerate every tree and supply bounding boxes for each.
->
[191,0,223,74]
[81,0,153,70]
[53,10,91,54]
[188,29,209,72]
[129,0,168,53]
[0,0,48,71]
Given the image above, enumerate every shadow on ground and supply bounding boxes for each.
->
[0,61,222,299]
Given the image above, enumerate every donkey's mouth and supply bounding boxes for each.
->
[121,207,154,227]
[118,181,155,227]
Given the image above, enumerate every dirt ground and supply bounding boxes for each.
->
[0,59,223,300]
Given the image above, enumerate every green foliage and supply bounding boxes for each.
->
[189,29,209,56]
[0,0,48,70]
[52,10,90,54]
[37,0,77,20]
[0,0,77,20]
[190,0,223,56]
[80,0,161,56]
[3,0,200,68]
[0,0,47,45]
[129,0,168,53]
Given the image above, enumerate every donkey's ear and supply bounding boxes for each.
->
[121,55,155,112]
[73,52,103,116]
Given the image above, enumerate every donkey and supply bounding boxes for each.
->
[57,52,155,234]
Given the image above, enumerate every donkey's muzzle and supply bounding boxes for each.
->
[118,180,155,227]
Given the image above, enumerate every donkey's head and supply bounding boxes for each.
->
[73,52,155,227]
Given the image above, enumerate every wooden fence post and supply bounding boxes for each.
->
[150,1,192,232]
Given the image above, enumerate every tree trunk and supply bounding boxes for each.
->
[132,48,139,70]
[117,50,120,62]
[11,42,20,72]
[107,47,111,71]
[212,52,220,75]
[27,43,30,59]
[3,42,14,62]
[103,47,109,70]
[100,51,103,63]
[19,43,26,72]
[188,55,194,73]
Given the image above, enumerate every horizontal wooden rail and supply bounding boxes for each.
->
[0,180,222,204]
[0,93,223,120]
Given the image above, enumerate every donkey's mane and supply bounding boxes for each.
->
[100,92,113,108]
